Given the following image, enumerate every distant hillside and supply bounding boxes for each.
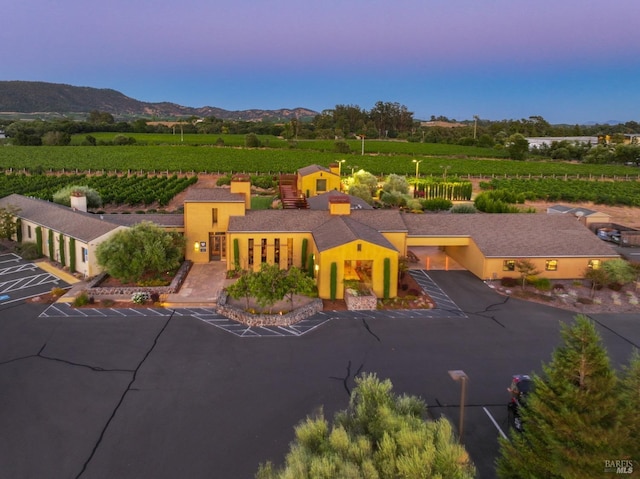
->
[0,81,318,121]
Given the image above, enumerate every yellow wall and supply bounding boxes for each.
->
[298,170,341,197]
[483,256,616,281]
[316,241,398,300]
[382,232,407,257]
[408,236,471,247]
[184,201,245,263]
[230,179,251,209]
[227,232,313,272]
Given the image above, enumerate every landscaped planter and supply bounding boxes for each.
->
[216,290,323,326]
[344,288,377,311]
[86,261,192,299]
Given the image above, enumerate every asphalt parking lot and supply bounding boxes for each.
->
[0,269,638,479]
[0,253,71,306]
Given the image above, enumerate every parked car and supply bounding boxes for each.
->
[507,374,533,432]
[597,227,621,244]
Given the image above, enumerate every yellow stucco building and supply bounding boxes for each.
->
[0,164,622,300]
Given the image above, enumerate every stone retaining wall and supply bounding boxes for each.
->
[87,261,192,298]
[345,289,378,310]
[216,291,323,326]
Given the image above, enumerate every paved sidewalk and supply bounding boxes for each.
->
[34,260,81,285]
[163,262,230,307]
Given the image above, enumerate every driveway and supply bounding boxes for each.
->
[0,270,638,479]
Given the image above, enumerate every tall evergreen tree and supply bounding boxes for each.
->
[619,349,640,460]
[497,315,626,478]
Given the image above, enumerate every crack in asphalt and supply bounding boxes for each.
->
[74,311,175,479]
[0,343,133,373]
[330,360,364,397]
[360,317,381,342]
[466,296,511,328]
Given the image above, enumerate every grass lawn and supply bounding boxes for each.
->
[251,195,275,210]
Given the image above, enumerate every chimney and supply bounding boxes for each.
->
[70,192,87,212]
[329,195,351,215]
[230,174,251,210]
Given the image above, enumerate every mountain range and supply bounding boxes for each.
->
[0,81,318,121]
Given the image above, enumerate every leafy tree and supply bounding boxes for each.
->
[506,133,529,160]
[257,373,476,479]
[95,222,185,284]
[496,315,626,478]
[87,110,115,124]
[0,205,20,240]
[515,259,540,289]
[382,173,409,195]
[601,258,636,286]
[584,265,608,298]
[41,131,71,146]
[226,269,253,309]
[53,185,102,209]
[351,169,378,195]
[249,263,287,314]
[584,144,615,164]
[245,133,262,148]
[347,184,374,205]
[282,266,316,309]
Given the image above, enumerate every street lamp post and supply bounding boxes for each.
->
[448,370,468,442]
[337,159,346,176]
[412,159,422,180]
[361,134,365,156]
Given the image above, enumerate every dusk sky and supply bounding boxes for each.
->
[2,0,639,124]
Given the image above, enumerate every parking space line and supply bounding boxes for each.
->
[0,263,38,276]
[483,406,508,440]
[0,253,21,265]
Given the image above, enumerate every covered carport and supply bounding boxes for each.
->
[406,235,468,272]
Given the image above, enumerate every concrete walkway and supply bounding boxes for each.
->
[163,262,231,307]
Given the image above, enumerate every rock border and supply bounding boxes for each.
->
[87,261,192,298]
[216,290,323,327]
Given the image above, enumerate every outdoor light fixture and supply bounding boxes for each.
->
[194,242,199,252]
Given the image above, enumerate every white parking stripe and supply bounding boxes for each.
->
[483,407,508,440]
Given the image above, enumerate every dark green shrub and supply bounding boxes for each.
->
[245,133,262,147]
[216,175,232,186]
[73,291,92,307]
[501,277,519,287]
[18,242,41,260]
[532,277,552,291]
[334,141,351,153]
[301,238,308,268]
[251,175,275,190]
[421,198,453,211]
[450,204,477,214]
[330,262,337,301]
[69,237,76,272]
[383,258,391,299]
[233,238,240,269]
